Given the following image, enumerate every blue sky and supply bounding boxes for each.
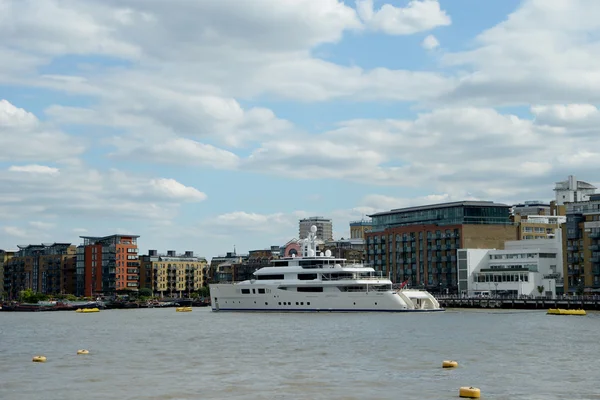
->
[1,0,600,259]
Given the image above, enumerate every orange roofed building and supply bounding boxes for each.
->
[76,234,140,297]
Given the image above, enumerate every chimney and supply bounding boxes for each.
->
[167,250,176,257]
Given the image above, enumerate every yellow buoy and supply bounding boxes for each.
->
[32,355,47,363]
[459,387,481,398]
[547,308,586,316]
[443,360,458,368]
[77,349,90,355]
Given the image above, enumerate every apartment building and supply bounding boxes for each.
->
[512,201,551,216]
[350,219,372,239]
[0,249,15,299]
[365,201,517,293]
[554,175,597,216]
[514,215,566,240]
[299,217,333,241]
[3,243,76,299]
[563,193,600,293]
[139,250,206,297]
[76,234,139,297]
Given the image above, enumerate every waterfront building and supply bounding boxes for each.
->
[281,237,326,258]
[0,249,15,299]
[514,214,566,240]
[563,193,600,294]
[76,234,139,297]
[554,175,597,216]
[3,244,76,299]
[350,219,372,239]
[139,250,206,297]
[365,201,517,293]
[323,238,365,262]
[299,217,333,241]
[458,230,563,297]
[209,250,247,282]
[512,201,551,216]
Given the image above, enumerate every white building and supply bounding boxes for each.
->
[554,175,597,206]
[299,217,333,241]
[524,215,566,226]
[457,229,563,298]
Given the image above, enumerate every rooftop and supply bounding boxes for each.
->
[368,200,510,217]
[80,234,140,240]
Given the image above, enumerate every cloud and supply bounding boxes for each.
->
[0,100,84,162]
[2,226,28,239]
[422,34,440,50]
[239,106,597,200]
[28,221,56,230]
[531,104,600,130]
[357,0,451,35]
[149,179,207,202]
[3,0,452,107]
[440,0,600,106]
[8,165,60,175]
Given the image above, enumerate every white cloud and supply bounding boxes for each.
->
[2,0,452,108]
[0,99,84,162]
[531,104,600,129]
[441,0,600,106]
[422,34,440,50]
[149,179,207,202]
[28,221,56,230]
[3,226,28,239]
[357,0,451,35]
[8,165,60,175]
[240,106,595,199]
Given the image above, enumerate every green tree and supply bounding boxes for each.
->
[138,288,153,298]
[537,285,545,295]
[197,286,210,298]
[19,289,48,303]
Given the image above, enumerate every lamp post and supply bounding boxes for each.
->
[494,282,498,298]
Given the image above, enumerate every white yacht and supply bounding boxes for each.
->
[210,226,443,313]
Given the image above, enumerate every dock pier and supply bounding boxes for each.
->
[435,296,600,311]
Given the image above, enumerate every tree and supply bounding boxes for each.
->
[19,289,48,303]
[537,285,545,296]
[197,286,210,298]
[138,288,153,298]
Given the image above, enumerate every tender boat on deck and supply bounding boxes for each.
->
[210,225,444,313]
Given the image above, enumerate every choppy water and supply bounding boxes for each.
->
[0,308,598,400]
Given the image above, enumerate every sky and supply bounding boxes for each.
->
[1,0,600,259]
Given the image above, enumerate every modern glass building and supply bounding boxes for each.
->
[370,201,513,231]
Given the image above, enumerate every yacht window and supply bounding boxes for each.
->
[298,273,318,280]
[258,288,266,294]
[257,274,285,280]
[241,289,250,294]
[297,287,323,292]
[307,302,311,306]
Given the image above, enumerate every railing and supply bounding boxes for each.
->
[321,275,388,281]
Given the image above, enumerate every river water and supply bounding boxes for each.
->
[0,308,597,400]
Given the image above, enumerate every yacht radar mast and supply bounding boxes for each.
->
[298,225,319,257]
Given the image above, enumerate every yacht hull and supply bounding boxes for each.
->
[210,284,444,313]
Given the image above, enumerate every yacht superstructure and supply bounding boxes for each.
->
[210,226,443,312]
